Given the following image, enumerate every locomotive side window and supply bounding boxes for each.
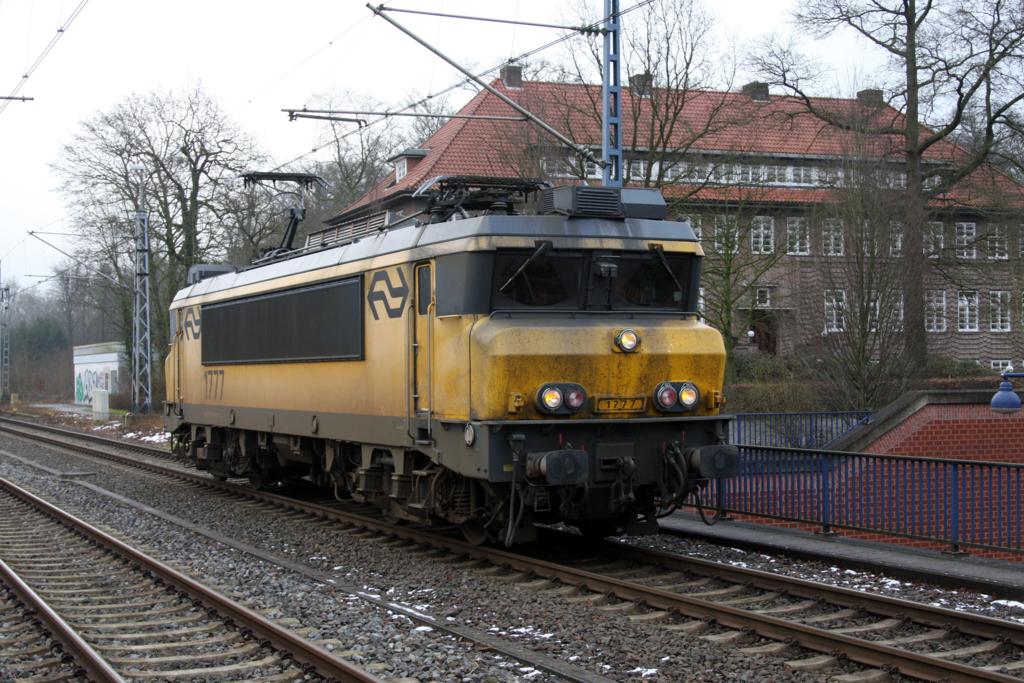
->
[201,277,363,364]
[492,249,583,309]
[416,264,432,315]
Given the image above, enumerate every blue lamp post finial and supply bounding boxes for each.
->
[991,371,1024,414]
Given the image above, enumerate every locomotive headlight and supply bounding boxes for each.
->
[616,328,640,352]
[565,386,587,411]
[654,382,678,410]
[463,423,476,447]
[539,386,563,412]
[678,383,700,409]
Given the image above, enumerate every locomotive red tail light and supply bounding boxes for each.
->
[566,386,587,410]
[655,383,678,409]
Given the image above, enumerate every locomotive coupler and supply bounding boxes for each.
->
[525,449,589,485]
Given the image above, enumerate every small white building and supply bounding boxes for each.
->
[73,342,126,405]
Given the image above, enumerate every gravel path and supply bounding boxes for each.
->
[3,430,1016,681]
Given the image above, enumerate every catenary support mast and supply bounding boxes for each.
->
[131,165,152,413]
[601,0,623,188]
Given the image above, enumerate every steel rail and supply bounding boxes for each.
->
[0,475,381,683]
[0,557,125,682]
[2,416,1024,681]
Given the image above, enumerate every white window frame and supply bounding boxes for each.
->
[988,224,1008,260]
[786,217,810,255]
[925,221,944,259]
[714,215,740,255]
[992,359,1012,372]
[925,290,946,333]
[822,218,844,256]
[990,290,1011,333]
[824,289,847,333]
[751,216,774,254]
[754,287,771,308]
[958,290,979,332]
[889,221,904,257]
[955,222,977,259]
[394,158,408,182]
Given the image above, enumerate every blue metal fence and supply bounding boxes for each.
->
[729,411,871,448]
[695,446,1024,555]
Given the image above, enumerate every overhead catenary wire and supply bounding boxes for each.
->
[376,6,606,34]
[272,0,655,172]
[0,0,89,117]
[232,13,374,116]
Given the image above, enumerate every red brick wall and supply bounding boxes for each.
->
[866,404,1024,462]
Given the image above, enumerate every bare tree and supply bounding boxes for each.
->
[53,85,267,372]
[752,0,1024,371]
[798,154,912,409]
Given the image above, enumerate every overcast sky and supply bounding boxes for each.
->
[0,0,880,290]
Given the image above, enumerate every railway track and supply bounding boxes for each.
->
[0,471,378,682]
[3,414,1024,682]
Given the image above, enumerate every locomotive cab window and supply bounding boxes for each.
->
[492,247,584,309]
[609,252,695,309]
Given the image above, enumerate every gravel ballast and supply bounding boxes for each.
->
[2,430,1018,681]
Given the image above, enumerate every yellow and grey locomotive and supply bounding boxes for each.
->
[164,178,737,544]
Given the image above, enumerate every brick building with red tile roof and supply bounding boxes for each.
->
[325,65,1024,369]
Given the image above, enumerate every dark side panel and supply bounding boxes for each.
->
[202,277,363,364]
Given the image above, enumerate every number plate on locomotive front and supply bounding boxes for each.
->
[594,397,646,413]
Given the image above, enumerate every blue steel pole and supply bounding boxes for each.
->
[601,0,623,188]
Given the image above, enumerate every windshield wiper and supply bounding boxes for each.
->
[499,241,551,293]
[651,244,683,297]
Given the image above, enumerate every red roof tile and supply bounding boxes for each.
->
[335,79,1023,219]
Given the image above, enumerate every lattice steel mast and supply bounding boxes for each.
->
[131,164,152,413]
[601,0,623,188]
[0,261,9,401]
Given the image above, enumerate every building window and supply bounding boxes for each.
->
[925,290,946,332]
[541,157,573,178]
[824,289,847,333]
[992,359,1013,372]
[955,222,977,259]
[627,158,647,181]
[990,290,1011,332]
[714,215,739,254]
[925,221,944,258]
[889,221,903,257]
[861,220,878,256]
[988,225,1008,260]
[786,217,810,255]
[957,290,979,332]
[791,166,815,185]
[394,158,408,182]
[755,287,771,308]
[822,219,844,256]
[751,216,774,254]
[698,286,705,319]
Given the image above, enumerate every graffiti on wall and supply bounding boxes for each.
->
[74,365,119,404]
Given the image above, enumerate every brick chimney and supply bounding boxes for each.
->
[741,81,770,102]
[856,88,884,107]
[500,63,523,89]
[629,72,653,98]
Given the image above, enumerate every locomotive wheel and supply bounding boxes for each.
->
[460,520,488,546]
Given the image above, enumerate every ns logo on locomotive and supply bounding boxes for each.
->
[163,178,738,544]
